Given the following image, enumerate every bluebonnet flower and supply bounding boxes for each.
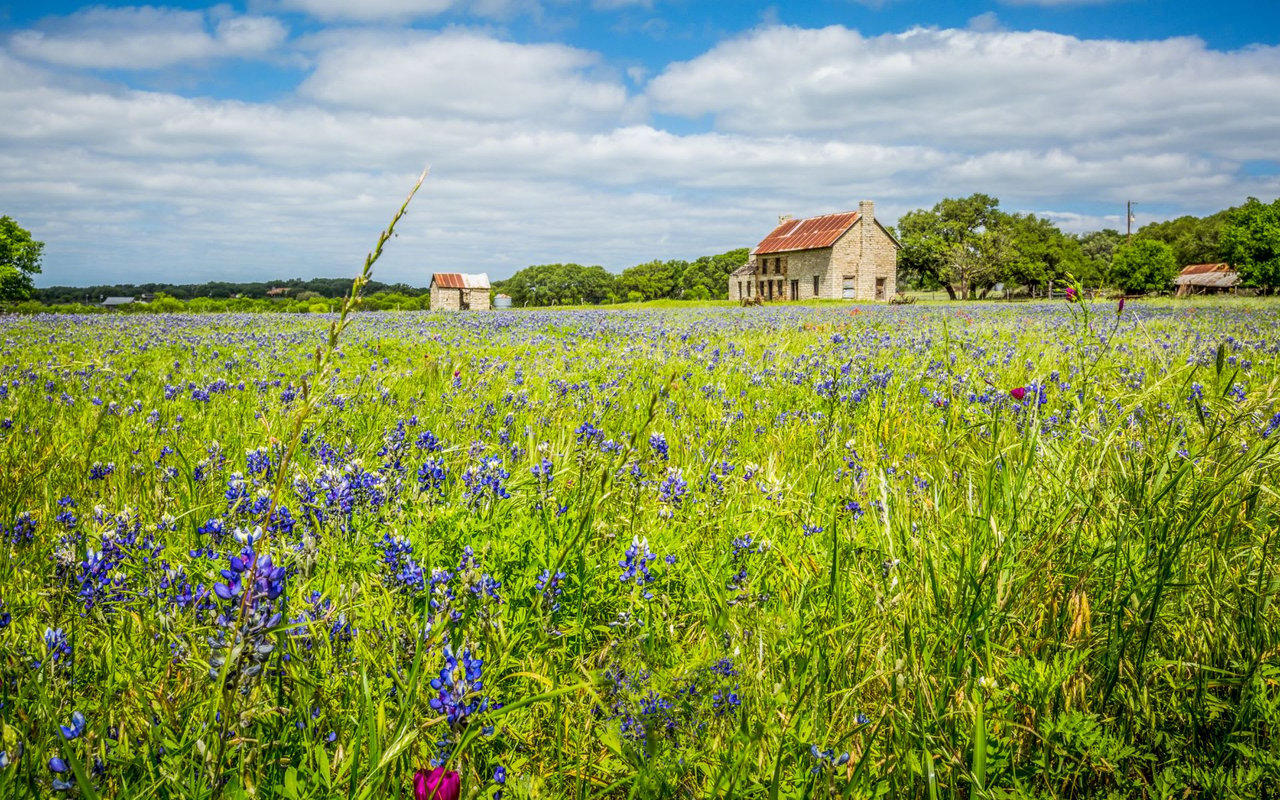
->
[802,524,824,537]
[658,468,688,514]
[6,512,35,546]
[575,421,603,444]
[619,536,658,599]
[0,600,10,630]
[245,447,273,477]
[536,569,566,612]
[44,627,73,667]
[1263,411,1280,439]
[60,711,86,740]
[50,756,75,790]
[429,642,495,729]
[728,536,770,605]
[55,497,77,530]
[461,456,510,507]
[376,534,427,595]
[88,461,114,480]
[530,456,554,485]
[417,459,448,496]
[208,547,287,689]
[809,745,850,773]
[648,433,669,460]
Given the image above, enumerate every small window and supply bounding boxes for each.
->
[813,276,820,296]
[842,277,856,300]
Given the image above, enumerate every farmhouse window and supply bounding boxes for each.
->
[813,276,820,296]
[842,277,855,300]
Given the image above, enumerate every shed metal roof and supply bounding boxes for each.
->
[1174,272,1240,288]
[1177,263,1228,276]
[431,273,490,290]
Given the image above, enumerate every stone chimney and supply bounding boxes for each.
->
[859,200,874,257]
[778,214,793,225]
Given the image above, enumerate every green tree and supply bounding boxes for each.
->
[1002,213,1087,296]
[680,248,749,299]
[503,264,616,306]
[618,259,685,301]
[1110,239,1178,294]
[0,216,45,301]
[897,194,1005,300]
[1136,210,1230,267]
[1076,229,1123,284]
[1220,197,1280,292]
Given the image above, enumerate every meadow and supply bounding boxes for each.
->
[0,297,1278,799]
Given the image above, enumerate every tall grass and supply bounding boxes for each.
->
[0,287,1276,798]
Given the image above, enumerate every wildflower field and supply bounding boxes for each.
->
[1,299,1278,799]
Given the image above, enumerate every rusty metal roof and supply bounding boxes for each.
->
[1179,263,1232,276]
[431,273,490,290]
[1174,272,1240,288]
[754,211,860,255]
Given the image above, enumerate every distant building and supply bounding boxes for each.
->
[731,201,900,303]
[101,296,135,309]
[429,273,491,311]
[1175,263,1239,297]
[494,293,513,309]
[266,287,291,298]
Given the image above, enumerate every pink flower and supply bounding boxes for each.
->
[1117,296,1125,313]
[1064,286,1078,302]
[1009,387,1028,401]
[415,768,461,800]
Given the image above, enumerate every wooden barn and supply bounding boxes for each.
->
[1174,263,1240,297]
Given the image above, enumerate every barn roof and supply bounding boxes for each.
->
[1174,272,1240,288]
[754,212,861,255]
[1179,263,1232,276]
[431,273,490,290]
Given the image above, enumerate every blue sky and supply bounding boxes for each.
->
[3,0,1279,287]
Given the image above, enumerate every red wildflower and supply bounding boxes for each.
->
[415,768,461,800]
[1009,387,1028,401]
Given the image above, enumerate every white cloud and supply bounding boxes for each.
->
[298,30,630,123]
[2,21,1278,287]
[7,6,287,70]
[967,12,1004,32]
[647,25,1280,158]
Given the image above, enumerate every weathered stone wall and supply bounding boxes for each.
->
[430,285,461,311]
[781,248,833,300]
[828,204,898,301]
[465,289,491,310]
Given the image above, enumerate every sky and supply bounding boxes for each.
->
[3,0,1279,288]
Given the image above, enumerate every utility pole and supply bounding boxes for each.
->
[1127,201,1136,242]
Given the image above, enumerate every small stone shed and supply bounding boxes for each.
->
[429,273,491,310]
[730,200,900,303]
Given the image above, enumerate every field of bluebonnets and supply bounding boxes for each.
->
[1,294,1279,799]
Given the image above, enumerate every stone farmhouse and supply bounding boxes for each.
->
[429,273,491,310]
[730,201,900,302]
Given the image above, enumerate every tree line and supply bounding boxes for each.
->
[493,248,749,306]
[898,194,1280,297]
[5,195,1278,308]
[33,277,429,304]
